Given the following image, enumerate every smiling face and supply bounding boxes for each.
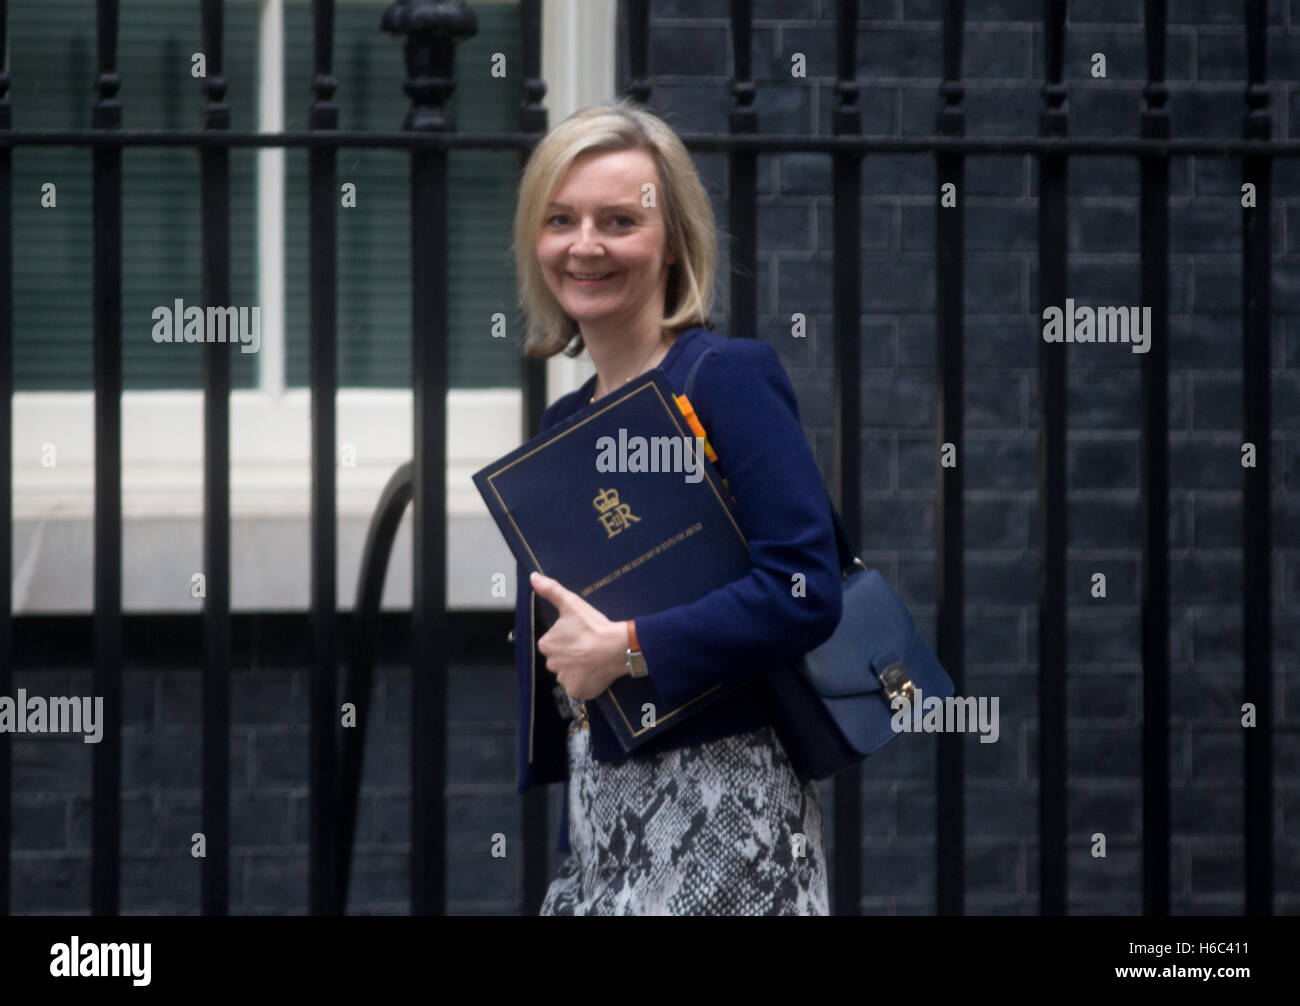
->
[535,148,676,339]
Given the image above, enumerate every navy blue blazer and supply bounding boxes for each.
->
[511,326,843,802]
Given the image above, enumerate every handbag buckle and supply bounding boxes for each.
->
[877,661,915,706]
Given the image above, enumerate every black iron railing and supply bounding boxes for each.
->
[0,0,1289,917]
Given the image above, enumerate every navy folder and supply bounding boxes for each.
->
[472,370,753,751]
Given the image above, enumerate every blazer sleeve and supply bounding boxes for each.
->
[630,338,843,710]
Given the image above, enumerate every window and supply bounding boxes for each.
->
[11,0,260,390]
[11,0,523,392]
[281,0,524,390]
[10,0,608,613]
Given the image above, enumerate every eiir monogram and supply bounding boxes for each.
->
[593,487,641,539]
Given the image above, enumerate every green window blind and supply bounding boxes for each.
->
[282,0,525,389]
[10,0,259,391]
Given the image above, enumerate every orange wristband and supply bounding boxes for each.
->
[627,619,640,653]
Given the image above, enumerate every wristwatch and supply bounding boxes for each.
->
[625,620,648,678]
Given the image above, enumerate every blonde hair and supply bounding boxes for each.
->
[512,99,717,358]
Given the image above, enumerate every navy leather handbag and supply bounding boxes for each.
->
[765,499,955,781]
[682,349,955,783]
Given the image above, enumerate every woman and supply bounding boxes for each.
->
[510,100,843,915]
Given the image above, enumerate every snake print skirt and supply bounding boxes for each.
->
[540,698,829,916]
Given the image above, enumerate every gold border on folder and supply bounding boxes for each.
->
[486,378,748,737]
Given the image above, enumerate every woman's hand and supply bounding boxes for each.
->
[530,571,630,701]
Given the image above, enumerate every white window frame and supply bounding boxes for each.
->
[11,0,613,613]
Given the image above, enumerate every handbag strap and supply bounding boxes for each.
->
[682,342,862,576]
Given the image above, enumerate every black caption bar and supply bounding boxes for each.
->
[0,915,1284,992]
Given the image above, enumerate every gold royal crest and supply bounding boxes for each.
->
[593,487,641,539]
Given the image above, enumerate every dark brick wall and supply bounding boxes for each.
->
[642,0,1299,914]
[10,3,1299,916]
[12,661,545,915]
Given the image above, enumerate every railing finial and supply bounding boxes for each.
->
[729,0,756,134]
[1243,0,1270,140]
[623,0,651,104]
[1142,1,1169,139]
[382,0,478,132]
[937,0,964,136]
[1040,0,1067,137]
[93,0,122,130]
[200,0,228,131]
[313,0,339,115]
[520,0,547,133]
[834,0,859,136]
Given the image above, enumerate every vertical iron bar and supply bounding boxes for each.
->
[1139,0,1171,918]
[0,0,12,918]
[518,0,550,917]
[728,0,756,342]
[518,0,548,446]
[1241,0,1273,917]
[91,0,123,917]
[310,0,340,916]
[831,0,862,917]
[383,0,476,915]
[200,0,232,917]
[622,0,650,104]
[935,0,965,917]
[1037,0,1068,916]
